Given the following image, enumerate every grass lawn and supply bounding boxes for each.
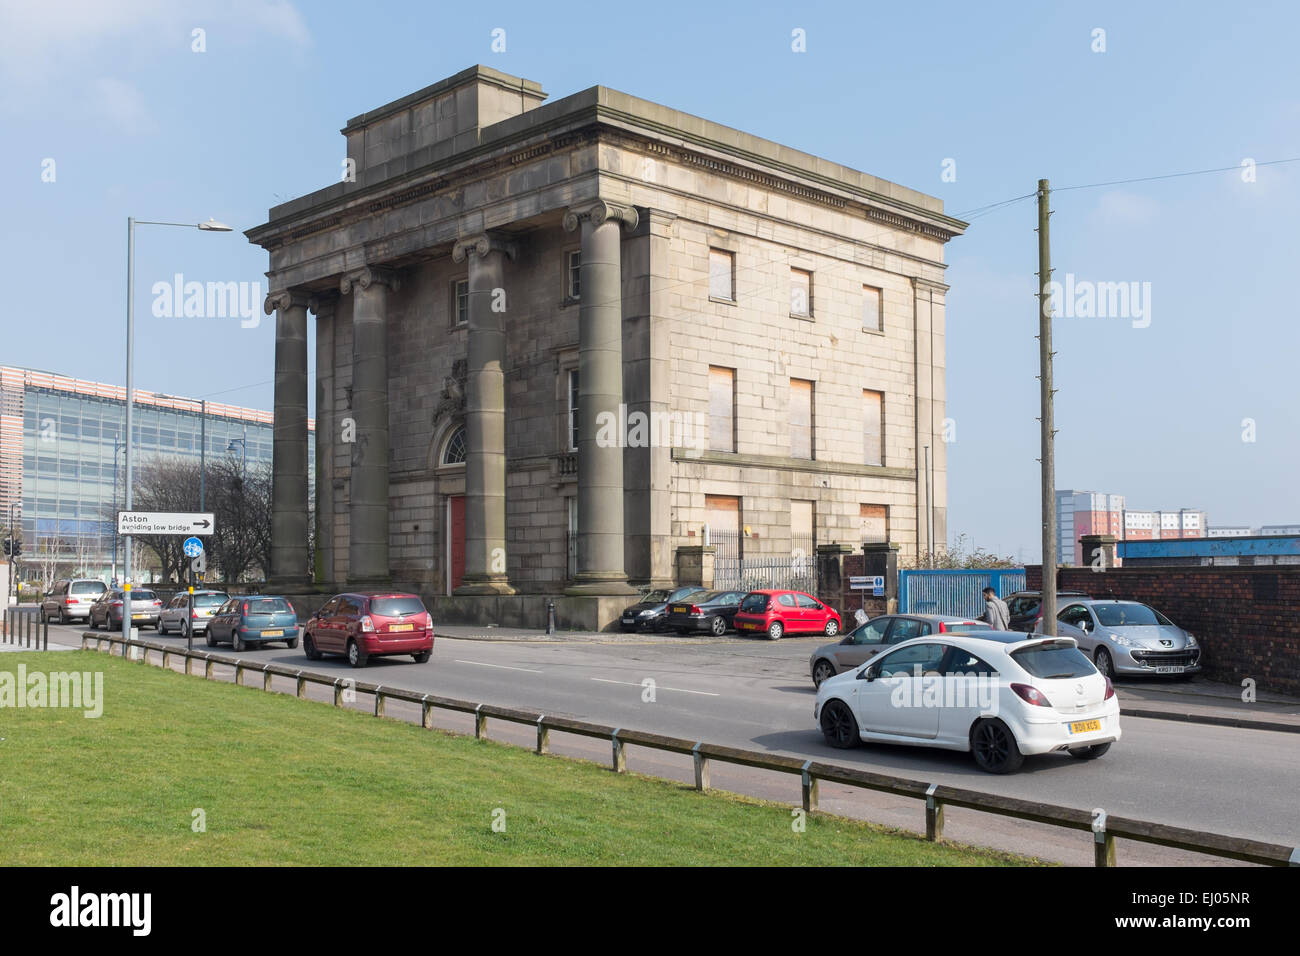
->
[0,651,1041,866]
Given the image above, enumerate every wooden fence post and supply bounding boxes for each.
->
[925,783,945,841]
[263,667,273,692]
[611,729,626,774]
[1093,808,1116,867]
[204,657,214,679]
[801,760,819,813]
[296,672,306,698]
[693,742,710,791]
[374,688,385,717]
[474,704,486,739]
[421,696,433,729]
[536,716,549,754]
[185,653,193,676]
[333,680,343,707]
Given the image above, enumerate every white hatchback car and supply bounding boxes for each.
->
[813,633,1121,773]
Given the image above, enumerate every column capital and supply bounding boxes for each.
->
[263,289,312,316]
[452,232,517,264]
[339,266,401,296]
[308,290,340,316]
[563,199,639,234]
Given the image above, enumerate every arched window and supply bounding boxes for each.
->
[441,425,467,465]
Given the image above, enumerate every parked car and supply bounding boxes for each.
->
[619,586,708,632]
[207,596,300,651]
[303,592,433,667]
[809,614,992,687]
[1004,590,1091,632]
[89,588,163,630]
[732,589,841,640]
[41,578,107,624]
[158,590,230,637]
[1036,599,1200,678]
[666,589,746,635]
[814,632,1120,773]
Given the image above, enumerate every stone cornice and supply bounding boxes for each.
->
[671,447,916,481]
[451,233,518,263]
[338,266,401,296]
[562,199,639,234]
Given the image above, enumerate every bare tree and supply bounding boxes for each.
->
[131,457,201,583]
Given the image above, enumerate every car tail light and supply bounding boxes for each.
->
[111,600,123,608]
[422,612,433,629]
[1104,676,1115,700]
[1011,683,1053,707]
[192,610,201,618]
[360,615,375,633]
[938,621,947,633]
[65,597,76,604]
[242,601,249,615]
[153,600,161,606]
[690,605,702,615]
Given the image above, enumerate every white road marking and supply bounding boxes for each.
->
[453,659,543,674]
[591,677,720,697]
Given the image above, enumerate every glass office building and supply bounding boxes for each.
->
[1,366,314,583]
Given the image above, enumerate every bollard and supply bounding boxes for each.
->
[536,716,549,754]
[42,615,48,650]
[801,761,819,813]
[546,600,556,637]
[925,783,945,841]
[692,742,710,791]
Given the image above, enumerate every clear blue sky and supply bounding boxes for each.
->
[3,0,1297,561]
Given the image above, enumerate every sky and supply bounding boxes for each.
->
[2,0,1297,562]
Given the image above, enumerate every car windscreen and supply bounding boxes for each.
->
[370,597,426,616]
[244,598,291,614]
[1092,603,1168,627]
[71,582,106,595]
[739,593,768,613]
[946,621,992,631]
[1011,644,1096,678]
[640,590,670,604]
[194,593,227,606]
[132,591,158,601]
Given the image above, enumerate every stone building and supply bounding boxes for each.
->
[246,65,965,628]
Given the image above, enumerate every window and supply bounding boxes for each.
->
[566,250,581,300]
[860,504,888,544]
[852,618,890,644]
[442,425,467,466]
[863,285,883,332]
[790,379,813,459]
[791,499,814,547]
[705,494,741,557]
[790,268,811,317]
[708,366,735,453]
[452,279,469,327]
[887,618,930,643]
[709,249,734,301]
[945,650,997,676]
[567,370,579,451]
[778,593,797,607]
[863,389,883,465]
[795,594,822,609]
[876,643,947,678]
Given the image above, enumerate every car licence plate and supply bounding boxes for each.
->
[262,629,283,637]
[1154,666,1184,674]
[132,613,146,619]
[622,617,633,624]
[739,622,754,630]
[389,623,414,632]
[1068,719,1101,735]
[671,605,689,614]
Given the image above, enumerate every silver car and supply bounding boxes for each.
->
[159,590,229,637]
[1036,599,1200,678]
[808,613,993,687]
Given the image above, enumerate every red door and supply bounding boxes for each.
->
[448,495,466,594]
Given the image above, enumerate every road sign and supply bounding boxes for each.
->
[117,512,215,535]
[849,575,886,595]
[190,553,206,575]
[183,536,204,558]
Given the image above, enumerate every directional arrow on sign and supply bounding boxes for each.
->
[193,519,211,529]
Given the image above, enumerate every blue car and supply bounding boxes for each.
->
[206,596,300,651]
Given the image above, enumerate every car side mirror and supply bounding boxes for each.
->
[858,665,876,681]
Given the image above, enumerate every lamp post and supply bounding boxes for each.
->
[123,217,231,650]
[227,428,247,486]
[110,438,125,584]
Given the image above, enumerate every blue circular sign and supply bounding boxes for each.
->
[183,536,204,558]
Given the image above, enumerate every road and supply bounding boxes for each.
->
[41,619,1300,866]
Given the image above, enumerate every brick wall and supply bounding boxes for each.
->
[1026,565,1300,696]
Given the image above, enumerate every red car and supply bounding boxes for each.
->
[303,592,434,668]
[732,590,841,641]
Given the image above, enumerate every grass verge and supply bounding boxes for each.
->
[0,651,1043,866]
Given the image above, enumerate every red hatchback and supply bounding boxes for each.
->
[303,592,434,668]
[732,590,841,641]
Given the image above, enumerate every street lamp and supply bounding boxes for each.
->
[123,216,231,649]
[156,394,208,510]
[110,438,125,584]
[227,427,248,485]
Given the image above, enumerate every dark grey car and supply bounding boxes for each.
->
[808,614,992,687]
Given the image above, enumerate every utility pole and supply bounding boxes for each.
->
[1037,179,1057,636]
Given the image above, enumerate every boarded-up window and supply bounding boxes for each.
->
[791,500,814,542]
[709,366,735,453]
[791,268,811,317]
[863,389,883,466]
[863,285,882,332]
[790,378,813,460]
[860,504,888,544]
[709,249,734,300]
[706,495,741,557]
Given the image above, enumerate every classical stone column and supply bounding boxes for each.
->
[266,290,311,590]
[339,266,399,587]
[563,199,639,596]
[310,292,339,588]
[452,233,515,595]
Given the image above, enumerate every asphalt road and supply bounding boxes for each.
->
[42,619,1300,866]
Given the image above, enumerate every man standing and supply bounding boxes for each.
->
[981,586,1010,630]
